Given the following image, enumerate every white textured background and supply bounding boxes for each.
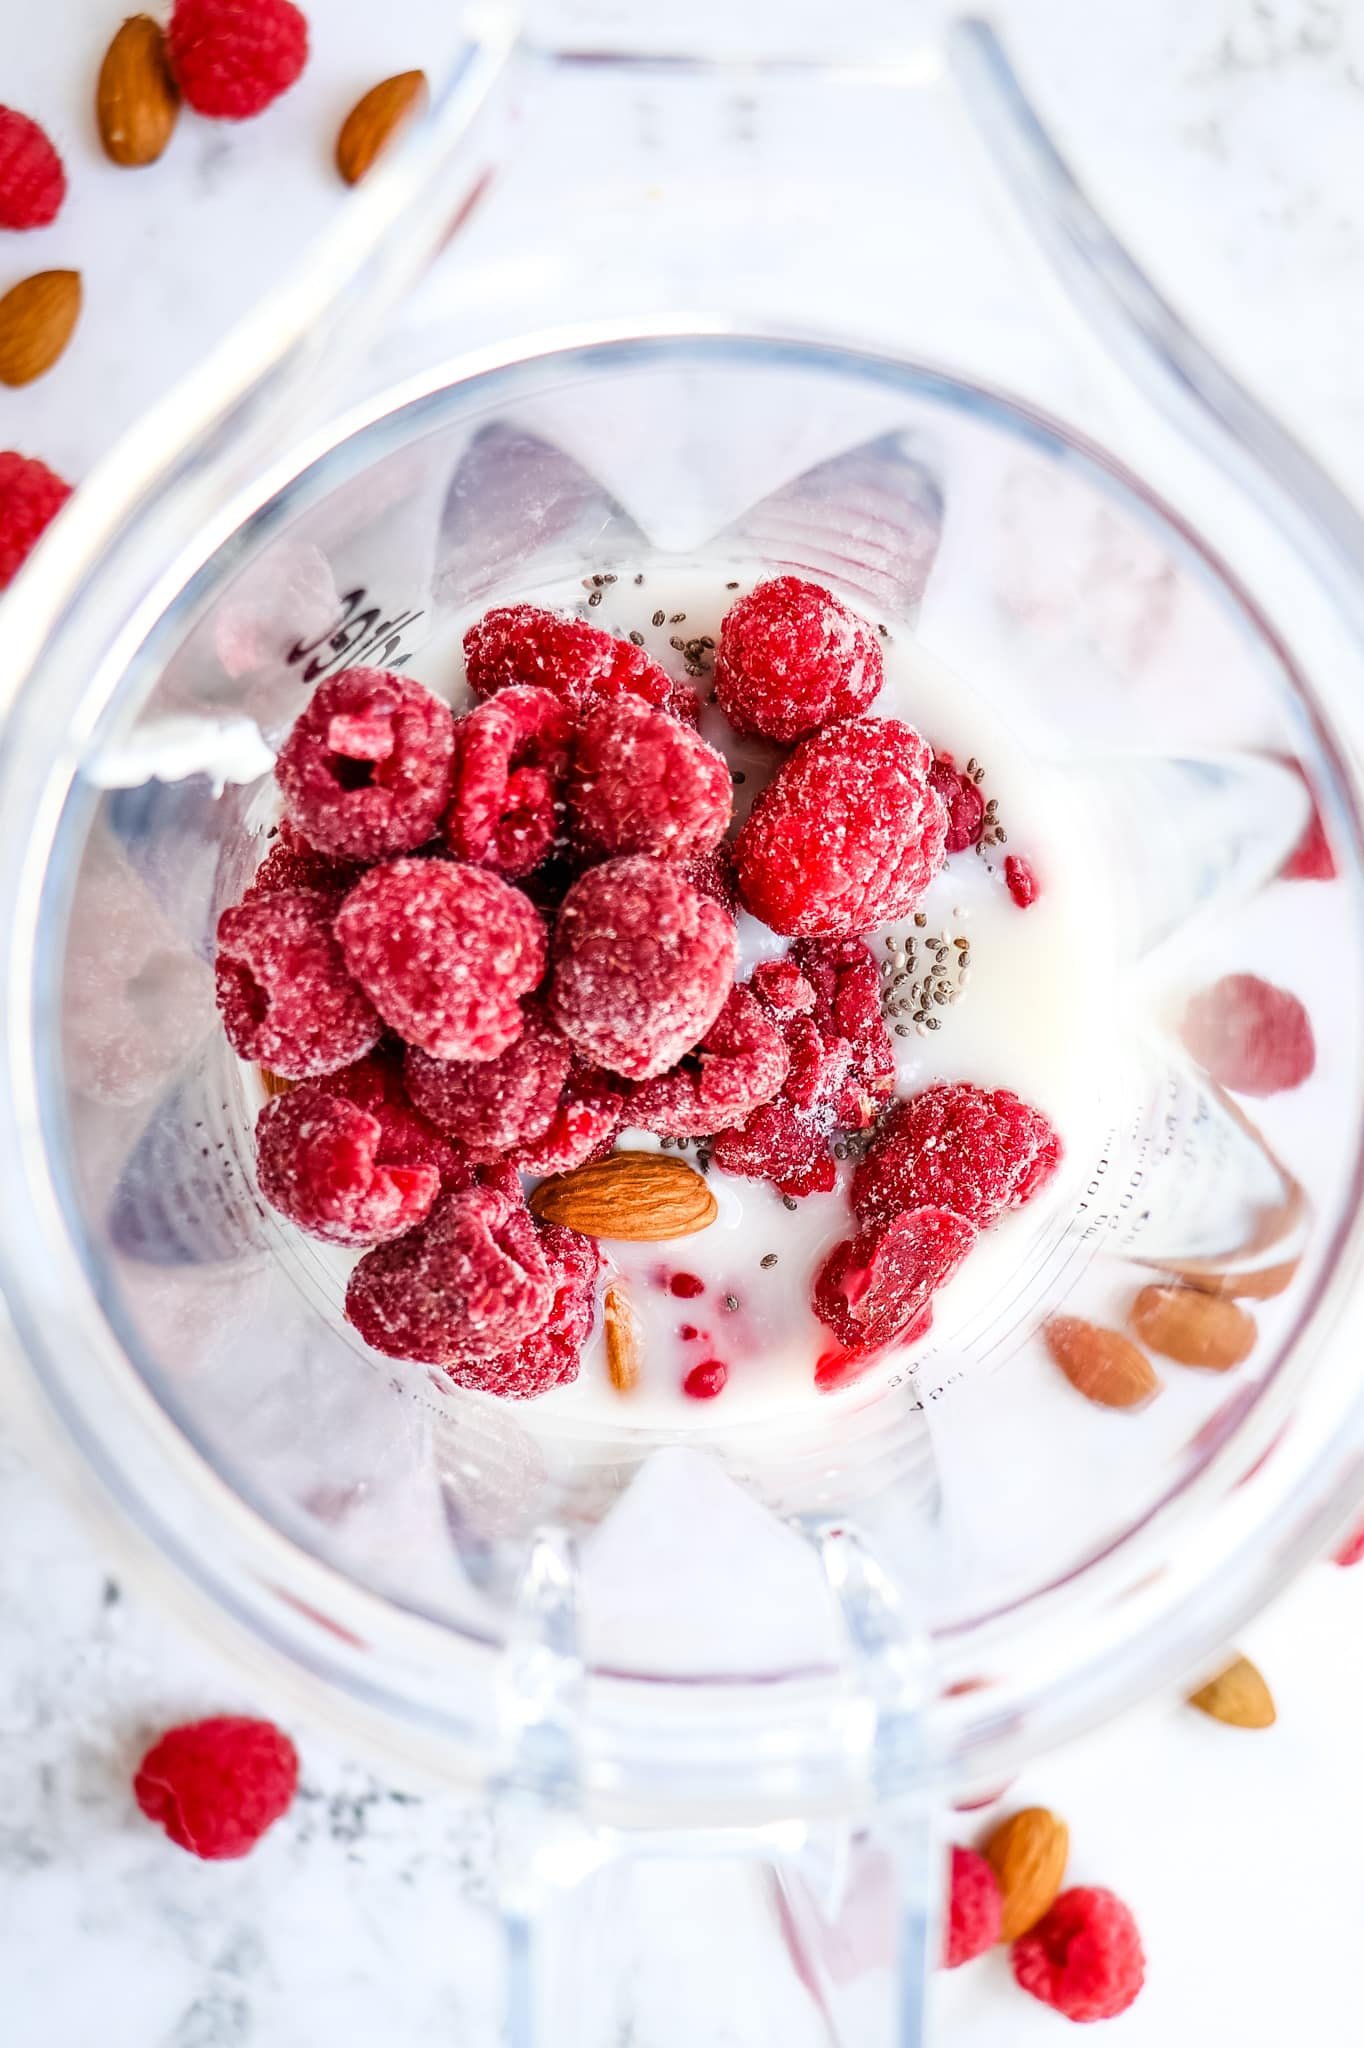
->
[4,1,1364,2042]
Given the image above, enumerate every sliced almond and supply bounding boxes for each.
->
[1129,1284,1256,1371]
[0,271,81,387]
[336,71,428,185]
[1188,1652,1276,1729]
[1183,1259,1298,1302]
[97,15,180,167]
[259,1067,296,1098]
[1044,1315,1162,1410]
[529,1151,717,1241]
[604,1283,641,1393]
[981,1807,1069,1942]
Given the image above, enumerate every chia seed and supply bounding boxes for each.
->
[760,1253,778,1268]
[652,609,666,627]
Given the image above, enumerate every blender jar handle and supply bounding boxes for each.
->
[491,1528,941,2048]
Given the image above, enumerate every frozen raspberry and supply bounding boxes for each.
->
[446,685,572,878]
[629,986,789,1138]
[1003,853,1039,908]
[336,858,546,1061]
[464,604,673,710]
[711,1087,838,1198]
[1334,1519,1364,1568]
[815,1303,934,1394]
[319,1049,470,1188]
[1282,763,1336,880]
[749,957,816,1017]
[1181,974,1315,1097]
[710,952,890,1199]
[346,1183,552,1364]
[549,855,737,1080]
[568,694,731,863]
[167,0,308,118]
[404,1004,572,1162]
[929,755,986,854]
[255,1084,439,1245]
[510,1062,624,1174]
[683,841,739,911]
[0,109,65,230]
[683,1359,728,1399]
[853,1082,1061,1230]
[442,1223,603,1398]
[1012,1887,1145,2022]
[275,669,455,860]
[0,451,72,589]
[134,1716,298,1860]
[715,577,883,744]
[813,1208,976,1356]
[944,1847,1002,1969]
[216,887,381,1078]
[245,820,361,899]
[736,718,947,938]
[795,936,896,1129]
[667,681,703,728]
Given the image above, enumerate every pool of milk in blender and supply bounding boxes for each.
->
[252,566,1115,1427]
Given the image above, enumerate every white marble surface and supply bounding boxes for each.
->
[6,0,1364,2042]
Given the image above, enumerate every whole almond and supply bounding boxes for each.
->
[336,71,428,185]
[97,15,180,167]
[1044,1316,1162,1409]
[1129,1284,1255,1371]
[982,1807,1070,1941]
[529,1152,717,1240]
[1187,1652,1276,1729]
[0,271,81,387]
[604,1283,641,1393]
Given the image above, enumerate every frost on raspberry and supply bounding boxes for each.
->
[167,0,309,120]
[346,1183,553,1364]
[512,1062,624,1174]
[441,1223,603,1399]
[216,887,381,1078]
[336,858,546,1061]
[683,841,739,911]
[275,668,455,861]
[567,694,731,863]
[0,450,72,589]
[255,1083,439,1245]
[134,1716,298,1861]
[944,1847,1002,1969]
[1181,973,1315,1097]
[404,1003,571,1162]
[853,1082,1061,1230]
[928,754,986,853]
[735,717,948,938]
[1012,1887,1145,2022]
[464,604,673,710]
[446,685,572,878]
[549,855,737,1080]
[715,577,883,744]
[629,986,790,1138]
[813,1207,976,1360]
[245,820,361,900]
[318,1049,470,1189]
[795,936,896,1129]
[710,947,892,1199]
[0,109,66,231]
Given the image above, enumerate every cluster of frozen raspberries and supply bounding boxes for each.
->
[213,576,1059,1399]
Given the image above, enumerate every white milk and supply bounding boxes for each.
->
[255,565,1115,1427]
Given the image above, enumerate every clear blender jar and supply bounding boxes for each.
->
[3,8,1364,2041]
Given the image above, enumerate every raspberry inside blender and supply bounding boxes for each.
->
[226,564,1115,1426]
